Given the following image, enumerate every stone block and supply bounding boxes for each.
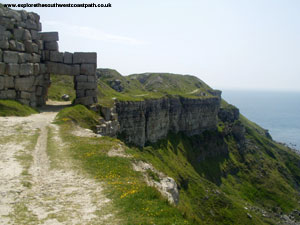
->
[42,50,50,61]
[9,40,16,50]
[31,30,40,40]
[32,43,39,53]
[33,63,40,75]
[80,64,96,76]
[3,51,19,63]
[13,28,25,41]
[15,76,35,91]
[4,30,12,39]
[26,19,38,30]
[0,17,14,29]
[50,51,63,62]
[5,10,21,21]
[0,49,2,62]
[75,75,87,82]
[0,63,5,74]
[34,75,44,86]
[72,65,80,75]
[86,90,97,96]
[39,63,47,74]
[20,63,34,75]
[40,32,59,42]
[0,40,9,49]
[22,29,32,40]
[0,25,5,34]
[24,40,34,53]
[5,63,19,76]
[0,90,16,99]
[74,96,95,106]
[18,53,32,63]
[21,91,31,99]
[76,90,85,98]
[0,76,4,90]
[34,40,43,50]
[36,86,43,96]
[38,22,42,31]
[4,76,14,88]
[19,99,30,105]
[6,90,17,99]
[73,52,97,64]
[87,75,96,83]
[76,81,97,90]
[63,52,73,64]
[16,42,25,52]
[44,41,58,51]
[31,53,40,63]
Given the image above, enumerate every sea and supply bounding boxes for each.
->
[222,90,300,151]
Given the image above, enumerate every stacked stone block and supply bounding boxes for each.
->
[0,7,98,107]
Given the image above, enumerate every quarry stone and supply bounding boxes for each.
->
[44,41,58,51]
[63,52,72,64]
[40,32,59,42]
[0,63,5,74]
[15,76,35,91]
[20,63,34,75]
[3,51,19,63]
[5,63,19,76]
[50,51,63,62]
[0,40,9,49]
[80,64,96,76]
[73,52,97,64]
[22,29,32,40]
[4,76,14,88]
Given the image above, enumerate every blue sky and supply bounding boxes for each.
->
[3,0,300,91]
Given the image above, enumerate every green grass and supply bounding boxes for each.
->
[57,123,191,225]
[0,100,38,116]
[48,74,76,101]
[55,104,101,131]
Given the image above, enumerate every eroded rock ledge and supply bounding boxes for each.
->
[113,96,220,146]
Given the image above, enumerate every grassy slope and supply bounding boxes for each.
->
[0,100,38,116]
[51,69,300,224]
[97,69,217,107]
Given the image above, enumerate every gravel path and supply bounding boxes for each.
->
[0,102,116,224]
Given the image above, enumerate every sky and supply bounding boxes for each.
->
[3,0,300,91]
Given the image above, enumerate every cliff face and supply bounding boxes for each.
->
[116,96,221,146]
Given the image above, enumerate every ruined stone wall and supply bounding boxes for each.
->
[0,7,98,107]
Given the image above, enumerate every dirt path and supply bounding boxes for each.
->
[0,102,116,224]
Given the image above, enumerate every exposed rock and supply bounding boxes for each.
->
[116,96,221,146]
[61,94,70,101]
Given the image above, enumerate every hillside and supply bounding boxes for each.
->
[2,69,300,224]
[47,69,300,224]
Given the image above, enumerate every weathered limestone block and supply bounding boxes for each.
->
[50,51,63,62]
[16,42,25,52]
[31,53,40,63]
[0,17,14,29]
[0,90,16,99]
[22,29,32,40]
[39,63,47,74]
[34,40,43,50]
[0,40,9,49]
[0,63,5,74]
[63,52,72,64]
[72,65,80,75]
[0,76,4,90]
[87,75,96,82]
[20,63,34,75]
[40,32,59,42]
[3,51,19,63]
[15,76,35,91]
[76,81,97,90]
[73,52,97,64]
[80,64,96,76]
[24,40,34,53]
[9,40,16,50]
[19,99,30,105]
[30,30,39,40]
[34,75,44,86]
[18,53,32,63]
[76,90,85,98]
[26,19,38,30]
[44,41,58,51]
[13,28,24,41]
[5,63,19,76]
[20,91,31,99]
[33,63,39,75]
[86,90,97,97]
[5,9,21,21]
[75,75,87,82]
[4,76,14,88]
[4,30,12,39]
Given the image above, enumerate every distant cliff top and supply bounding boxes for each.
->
[96,68,221,106]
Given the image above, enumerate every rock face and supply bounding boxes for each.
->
[116,96,221,146]
[0,7,98,107]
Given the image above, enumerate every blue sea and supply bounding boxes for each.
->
[222,90,300,151]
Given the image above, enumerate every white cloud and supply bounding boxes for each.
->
[43,21,147,45]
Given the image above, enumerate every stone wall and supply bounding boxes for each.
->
[0,7,98,107]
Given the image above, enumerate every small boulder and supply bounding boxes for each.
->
[61,94,70,101]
